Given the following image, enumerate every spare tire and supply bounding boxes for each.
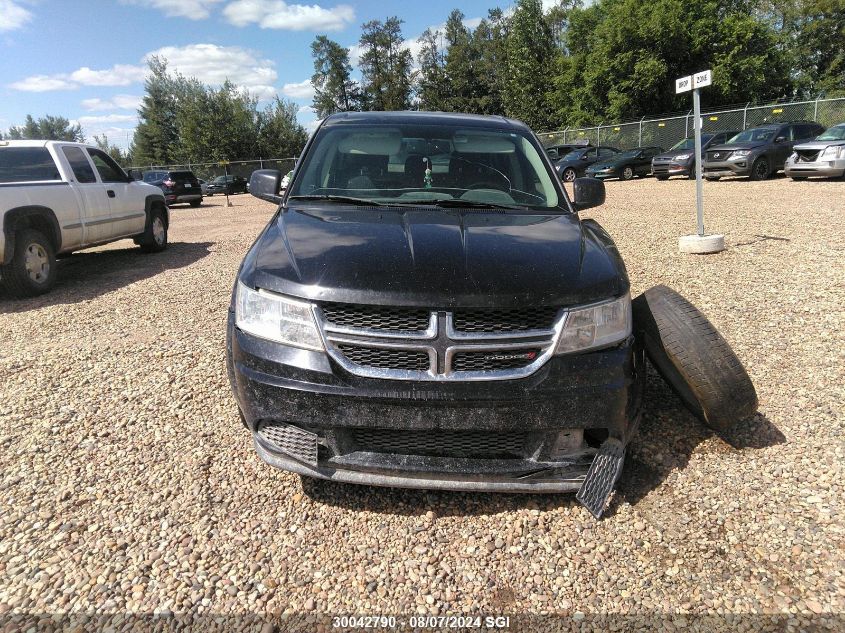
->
[632,285,758,432]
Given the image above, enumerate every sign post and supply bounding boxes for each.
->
[219,160,233,207]
[675,69,724,254]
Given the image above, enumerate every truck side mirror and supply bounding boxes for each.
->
[127,168,142,181]
[572,177,605,211]
[249,169,283,204]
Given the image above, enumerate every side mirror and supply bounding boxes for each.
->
[127,168,142,181]
[775,136,786,143]
[249,169,283,204]
[572,177,605,211]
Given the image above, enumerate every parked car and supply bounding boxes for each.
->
[198,179,209,195]
[651,130,740,180]
[143,169,202,206]
[703,121,825,181]
[784,123,845,180]
[544,140,591,161]
[585,146,664,180]
[0,140,168,297]
[206,174,248,196]
[556,146,620,182]
[225,111,757,518]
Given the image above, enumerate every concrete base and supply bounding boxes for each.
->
[679,233,725,254]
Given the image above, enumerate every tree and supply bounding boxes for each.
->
[471,9,509,116]
[443,10,481,113]
[93,134,128,164]
[358,17,414,111]
[131,57,179,166]
[311,35,360,117]
[6,114,83,141]
[503,0,556,130]
[258,97,309,158]
[416,28,449,111]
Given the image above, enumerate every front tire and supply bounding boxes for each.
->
[0,229,57,298]
[632,285,758,432]
[750,157,770,181]
[655,175,669,181]
[621,166,634,180]
[138,207,168,253]
[562,167,577,182]
[190,199,202,207]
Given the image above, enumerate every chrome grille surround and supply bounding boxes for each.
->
[316,306,566,382]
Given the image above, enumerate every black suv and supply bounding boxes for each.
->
[206,174,248,195]
[703,121,825,180]
[556,146,620,181]
[652,130,739,180]
[226,111,757,517]
[142,170,202,206]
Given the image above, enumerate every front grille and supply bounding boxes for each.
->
[452,349,541,372]
[320,303,430,332]
[706,150,727,161]
[350,428,528,458]
[796,149,820,162]
[452,307,559,333]
[337,344,430,371]
[257,421,318,465]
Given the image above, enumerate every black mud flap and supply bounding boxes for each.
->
[576,438,625,519]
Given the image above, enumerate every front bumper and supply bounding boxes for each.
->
[703,158,751,178]
[227,313,645,493]
[585,169,617,180]
[784,159,845,178]
[652,160,691,177]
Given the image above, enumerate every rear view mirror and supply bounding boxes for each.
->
[572,177,605,211]
[250,169,283,204]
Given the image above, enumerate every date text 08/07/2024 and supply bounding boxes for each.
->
[331,615,512,629]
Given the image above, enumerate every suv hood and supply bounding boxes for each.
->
[793,139,845,151]
[240,205,627,308]
[708,141,768,152]
[654,149,696,160]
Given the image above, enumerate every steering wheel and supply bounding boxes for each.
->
[466,181,507,191]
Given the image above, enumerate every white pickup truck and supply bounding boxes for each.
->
[0,140,169,298]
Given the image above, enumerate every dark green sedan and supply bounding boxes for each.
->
[585,146,664,180]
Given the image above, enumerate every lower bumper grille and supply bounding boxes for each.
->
[350,428,528,458]
[257,421,318,466]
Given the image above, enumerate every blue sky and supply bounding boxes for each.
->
[0,0,550,150]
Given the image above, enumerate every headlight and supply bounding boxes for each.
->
[555,293,631,355]
[731,150,751,157]
[821,145,844,158]
[235,282,324,350]
[674,153,691,161]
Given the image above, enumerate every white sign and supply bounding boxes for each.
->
[694,69,712,89]
[675,75,692,94]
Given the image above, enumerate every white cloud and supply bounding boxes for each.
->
[297,105,316,114]
[122,0,224,20]
[9,74,76,92]
[69,65,147,86]
[146,43,278,99]
[0,0,32,32]
[75,114,138,125]
[281,79,315,100]
[81,94,144,111]
[223,0,354,31]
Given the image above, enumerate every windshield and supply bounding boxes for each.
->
[619,149,642,159]
[816,125,845,141]
[729,128,776,143]
[289,123,561,209]
[560,149,585,161]
[213,176,228,183]
[671,135,712,150]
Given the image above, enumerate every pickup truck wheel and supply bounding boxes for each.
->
[139,208,168,253]
[750,157,770,181]
[1,229,57,297]
[632,285,758,432]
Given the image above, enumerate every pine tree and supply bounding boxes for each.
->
[503,0,556,130]
[258,98,308,158]
[359,17,414,111]
[443,10,480,113]
[311,35,360,117]
[6,114,83,141]
[131,57,179,166]
[416,28,448,111]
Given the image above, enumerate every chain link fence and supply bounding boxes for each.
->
[539,97,845,151]
[128,158,298,182]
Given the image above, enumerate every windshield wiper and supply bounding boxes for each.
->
[288,194,385,206]
[425,198,526,210]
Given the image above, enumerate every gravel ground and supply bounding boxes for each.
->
[1,178,843,632]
